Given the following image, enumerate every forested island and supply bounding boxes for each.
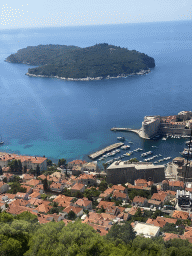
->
[5,43,155,80]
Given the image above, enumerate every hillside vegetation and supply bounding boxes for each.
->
[5,43,155,79]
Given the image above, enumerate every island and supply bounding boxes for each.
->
[5,43,155,81]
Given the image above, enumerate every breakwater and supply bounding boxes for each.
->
[88,142,124,160]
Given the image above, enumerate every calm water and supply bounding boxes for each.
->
[0,21,192,164]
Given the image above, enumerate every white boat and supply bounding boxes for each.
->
[162,137,166,141]
[0,136,4,145]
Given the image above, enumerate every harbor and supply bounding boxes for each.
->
[88,142,124,160]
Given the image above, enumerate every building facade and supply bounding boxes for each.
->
[106,161,165,185]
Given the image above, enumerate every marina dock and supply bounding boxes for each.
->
[88,142,124,160]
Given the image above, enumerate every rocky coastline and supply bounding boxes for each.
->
[25,69,151,81]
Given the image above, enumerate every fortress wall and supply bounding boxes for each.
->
[159,127,191,135]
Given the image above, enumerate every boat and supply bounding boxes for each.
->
[117,137,125,141]
[0,136,4,145]
[162,137,166,141]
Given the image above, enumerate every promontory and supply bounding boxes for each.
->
[5,43,155,80]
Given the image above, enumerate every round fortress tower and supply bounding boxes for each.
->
[140,115,160,139]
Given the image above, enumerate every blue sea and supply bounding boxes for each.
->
[0,21,192,164]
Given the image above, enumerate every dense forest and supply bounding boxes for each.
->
[5,44,155,79]
[1,211,192,256]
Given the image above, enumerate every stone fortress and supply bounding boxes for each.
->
[138,111,192,139]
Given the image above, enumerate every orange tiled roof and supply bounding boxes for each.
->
[71,183,85,191]
[169,181,184,187]
[97,201,115,209]
[172,210,189,220]
[26,179,41,187]
[68,160,87,165]
[151,192,167,202]
[0,153,46,164]
[133,196,147,203]
[36,203,52,214]
[129,206,144,216]
[63,205,83,215]
[75,198,92,207]
[112,185,126,191]
[163,233,181,241]
[113,190,127,199]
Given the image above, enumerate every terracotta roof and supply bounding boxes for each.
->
[15,192,28,198]
[50,182,63,189]
[135,179,148,186]
[99,188,113,198]
[54,195,74,208]
[86,223,109,236]
[23,174,34,180]
[0,181,7,187]
[156,216,177,224]
[71,183,85,191]
[29,191,41,199]
[133,196,147,203]
[68,160,87,165]
[111,185,126,192]
[38,174,47,180]
[77,173,95,180]
[97,201,115,209]
[169,181,184,187]
[4,193,16,199]
[0,153,46,164]
[163,233,181,241]
[113,190,127,199]
[26,179,41,187]
[172,210,189,220]
[129,206,144,216]
[148,199,161,206]
[75,198,92,208]
[63,205,83,215]
[151,192,167,202]
[36,203,52,213]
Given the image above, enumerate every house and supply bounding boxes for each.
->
[70,183,85,194]
[97,201,115,210]
[50,182,64,193]
[74,198,92,210]
[29,191,41,199]
[133,222,160,238]
[99,188,113,200]
[151,191,168,203]
[82,161,98,172]
[0,181,9,193]
[68,160,87,169]
[36,203,52,214]
[172,210,189,220]
[128,206,144,216]
[63,205,84,217]
[53,195,74,208]
[134,179,148,187]
[147,199,162,208]
[112,190,128,202]
[76,173,96,186]
[111,185,126,193]
[15,192,28,200]
[132,196,148,207]
[0,153,47,171]
[162,180,184,191]
[146,217,177,228]
[26,179,41,187]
